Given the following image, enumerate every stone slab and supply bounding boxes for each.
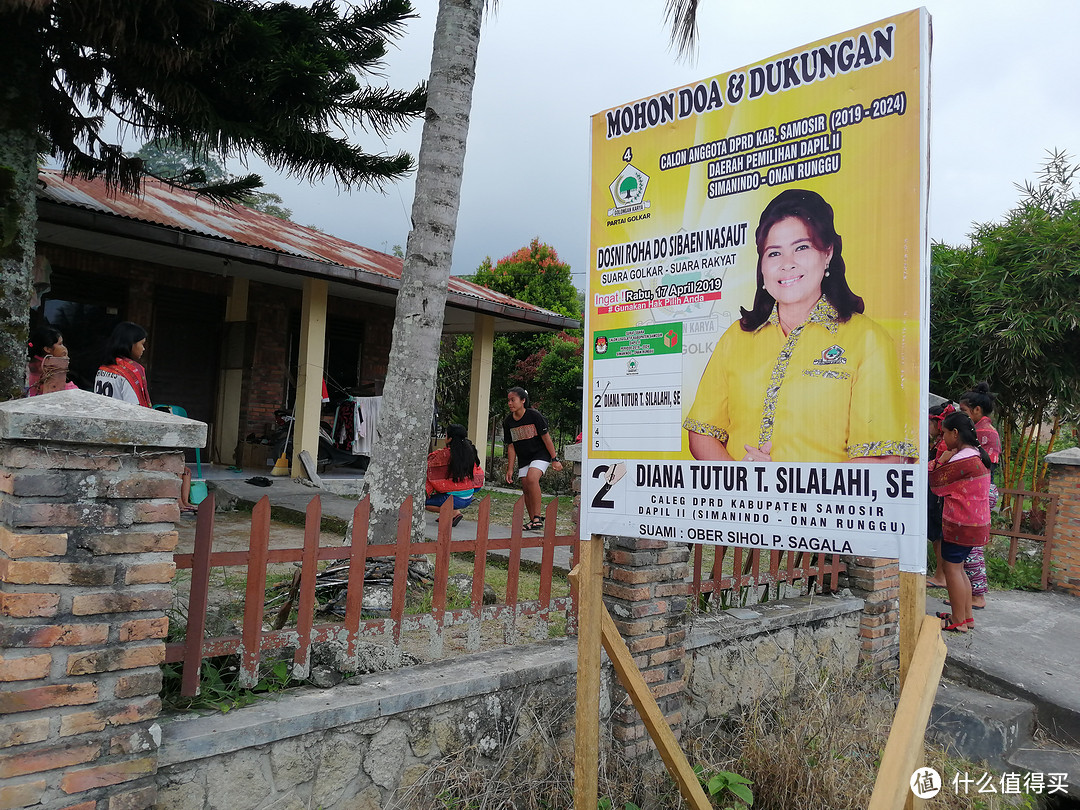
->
[928,680,1035,770]
[0,390,206,449]
[932,589,1080,747]
[686,593,864,648]
[159,638,580,767]
[1005,746,1080,797]
[159,593,859,769]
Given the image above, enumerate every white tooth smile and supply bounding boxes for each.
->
[778,276,802,285]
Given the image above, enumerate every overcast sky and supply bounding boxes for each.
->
[238,0,1079,284]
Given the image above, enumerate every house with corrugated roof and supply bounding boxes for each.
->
[33,169,579,474]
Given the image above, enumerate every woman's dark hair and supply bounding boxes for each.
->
[959,381,995,416]
[28,326,62,359]
[508,386,531,409]
[445,424,480,483]
[942,412,992,469]
[740,189,864,331]
[103,322,147,364]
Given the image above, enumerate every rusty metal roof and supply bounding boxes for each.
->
[36,169,574,325]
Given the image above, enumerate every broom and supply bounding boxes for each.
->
[271,416,293,476]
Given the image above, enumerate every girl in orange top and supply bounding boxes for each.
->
[425,424,485,527]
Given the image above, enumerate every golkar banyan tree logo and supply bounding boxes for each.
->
[608,163,651,217]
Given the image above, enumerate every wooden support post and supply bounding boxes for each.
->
[899,572,926,691]
[868,614,947,810]
[899,571,928,810]
[573,537,604,810]
[598,595,712,809]
[571,551,711,810]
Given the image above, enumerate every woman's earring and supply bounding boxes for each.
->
[824,271,830,277]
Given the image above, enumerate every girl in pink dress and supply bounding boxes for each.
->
[929,412,992,632]
[957,382,1000,610]
[26,326,79,396]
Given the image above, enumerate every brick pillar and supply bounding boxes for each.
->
[0,390,205,810]
[603,536,690,760]
[844,556,900,671]
[1045,448,1080,596]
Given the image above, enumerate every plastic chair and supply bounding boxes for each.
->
[154,404,206,504]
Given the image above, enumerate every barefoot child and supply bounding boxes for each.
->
[929,412,992,633]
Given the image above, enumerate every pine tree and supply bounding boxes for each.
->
[0,0,426,398]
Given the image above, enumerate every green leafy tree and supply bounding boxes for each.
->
[472,238,581,320]
[0,0,426,398]
[133,138,227,185]
[245,191,293,222]
[135,138,294,220]
[436,240,582,451]
[930,150,1080,491]
[528,331,584,445]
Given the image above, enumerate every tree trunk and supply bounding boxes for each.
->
[0,10,42,400]
[364,0,484,544]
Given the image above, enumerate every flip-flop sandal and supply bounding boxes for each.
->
[936,610,975,629]
[944,600,984,609]
[523,517,544,531]
[938,614,972,633]
[452,514,463,528]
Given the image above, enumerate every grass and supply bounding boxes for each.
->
[388,663,1041,810]
[473,488,576,535]
[926,538,1045,592]
[445,552,571,603]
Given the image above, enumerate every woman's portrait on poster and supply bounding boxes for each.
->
[683,188,917,463]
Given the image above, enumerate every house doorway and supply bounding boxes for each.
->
[148,286,224,458]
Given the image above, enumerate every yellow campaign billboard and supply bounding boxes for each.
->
[582,10,930,570]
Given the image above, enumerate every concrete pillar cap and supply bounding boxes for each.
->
[0,389,207,448]
[1045,447,1080,467]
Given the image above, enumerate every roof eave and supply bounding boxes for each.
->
[36,199,580,332]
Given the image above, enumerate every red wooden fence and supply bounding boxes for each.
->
[689,544,847,605]
[991,487,1058,590]
[167,493,579,696]
[168,492,852,697]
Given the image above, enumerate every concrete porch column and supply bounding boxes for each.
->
[467,314,494,469]
[292,278,328,478]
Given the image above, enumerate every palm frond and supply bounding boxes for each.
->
[664,0,700,61]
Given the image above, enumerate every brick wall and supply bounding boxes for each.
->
[241,282,296,439]
[359,306,394,389]
[602,536,690,759]
[38,246,229,331]
[0,391,204,810]
[1046,448,1080,596]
